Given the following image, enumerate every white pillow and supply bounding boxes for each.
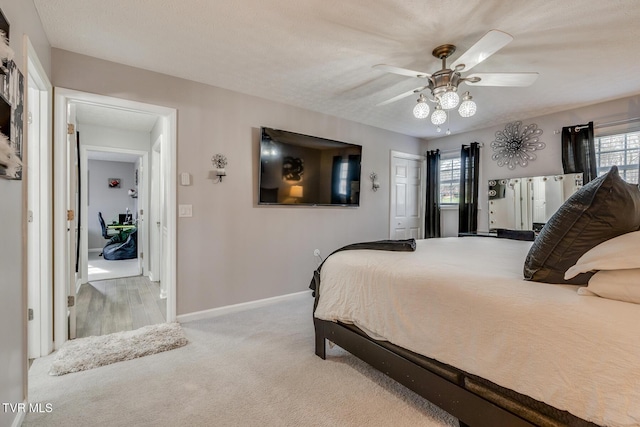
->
[577,269,640,304]
[564,230,640,279]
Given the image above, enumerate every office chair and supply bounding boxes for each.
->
[98,212,119,239]
[98,212,119,256]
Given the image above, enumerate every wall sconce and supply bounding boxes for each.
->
[370,172,380,192]
[211,153,228,183]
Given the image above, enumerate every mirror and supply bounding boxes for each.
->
[488,173,583,232]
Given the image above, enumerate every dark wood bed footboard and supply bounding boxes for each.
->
[314,317,598,427]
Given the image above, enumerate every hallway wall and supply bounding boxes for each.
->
[0,2,51,426]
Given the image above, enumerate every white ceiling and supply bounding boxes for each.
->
[33,0,640,139]
[75,103,156,163]
[75,102,159,133]
[86,149,139,164]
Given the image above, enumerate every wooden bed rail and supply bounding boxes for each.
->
[314,318,538,427]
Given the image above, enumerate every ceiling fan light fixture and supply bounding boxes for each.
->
[458,91,477,118]
[374,30,538,133]
[431,105,447,125]
[439,89,460,110]
[412,94,430,119]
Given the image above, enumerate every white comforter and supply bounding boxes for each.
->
[314,237,640,427]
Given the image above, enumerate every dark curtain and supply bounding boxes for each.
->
[458,142,480,234]
[561,121,596,183]
[424,149,441,238]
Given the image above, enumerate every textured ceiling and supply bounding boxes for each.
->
[33,0,640,139]
[75,102,159,132]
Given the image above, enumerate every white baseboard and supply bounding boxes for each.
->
[88,248,102,253]
[177,290,311,323]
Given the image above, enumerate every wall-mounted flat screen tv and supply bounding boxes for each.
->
[258,127,362,206]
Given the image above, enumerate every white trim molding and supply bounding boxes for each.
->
[177,290,312,323]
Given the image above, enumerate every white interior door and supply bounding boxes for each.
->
[149,138,161,283]
[159,136,169,299]
[26,36,54,359]
[389,151,425,239]
[135,156,144,274]
[27,82,41,358]
[67,104,78,340]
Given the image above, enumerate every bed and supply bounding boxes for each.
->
[312,167,640,427]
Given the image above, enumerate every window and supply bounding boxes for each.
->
[439,154,460,204]
[595,131,639,184]
[338,161,349,196]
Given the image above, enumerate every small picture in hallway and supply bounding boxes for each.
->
[108,178,121,188]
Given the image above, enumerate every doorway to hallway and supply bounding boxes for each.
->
[53,88,177,347]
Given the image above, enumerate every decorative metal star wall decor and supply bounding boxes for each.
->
[491,121,545,170]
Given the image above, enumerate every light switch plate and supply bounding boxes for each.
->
[180,172,191,186]
[178,204,193,217]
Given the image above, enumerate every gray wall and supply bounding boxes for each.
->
[425,94,640,235]
[51,48,424,315]
[0,1,51,426]
[87,160,137,250]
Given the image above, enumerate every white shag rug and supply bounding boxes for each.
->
[49,322,188,376]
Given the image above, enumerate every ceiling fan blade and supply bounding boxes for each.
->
[451,30,513,72]
[464,72,539,87]
[372,64,431,79]
[376,86,429,106]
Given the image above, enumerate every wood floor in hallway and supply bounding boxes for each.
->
[76,275,166,338]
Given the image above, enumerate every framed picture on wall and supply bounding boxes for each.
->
[108,178,121,188]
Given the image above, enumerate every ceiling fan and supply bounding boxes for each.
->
[374,30,538,127]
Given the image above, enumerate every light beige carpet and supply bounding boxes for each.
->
[26,293,458,427]
[49,323,188,376]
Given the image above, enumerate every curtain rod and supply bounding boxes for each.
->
[554,117,640,134]
[595,117,640,129]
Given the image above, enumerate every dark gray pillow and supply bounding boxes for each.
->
[523,166,640,284]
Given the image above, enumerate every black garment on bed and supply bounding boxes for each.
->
[309,238,416,293]
[496,228,536,241]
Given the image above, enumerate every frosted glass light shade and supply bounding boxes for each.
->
[413,102,430,119]
[431,108,447,125]
[458,92,477,117]
[459,99,477,117]
[439,90,460,110]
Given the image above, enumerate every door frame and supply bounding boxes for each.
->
[53,88,177,349]
[25,36,53,358]
[79,145,148,284]
[389,150,426,239]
